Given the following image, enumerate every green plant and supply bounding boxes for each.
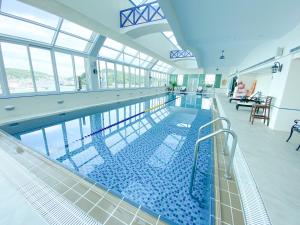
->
[169,81,177,91]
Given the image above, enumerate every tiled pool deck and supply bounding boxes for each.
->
[0,99,246,225]
[212,100,245,225]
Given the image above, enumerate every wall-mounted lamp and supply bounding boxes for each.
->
[272,62,283,73]
[220,50,225,60]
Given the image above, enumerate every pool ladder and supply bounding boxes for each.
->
[190,117,237,195]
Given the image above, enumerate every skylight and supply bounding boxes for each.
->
[98,38,157,69]
[1,0,60,28]
[152,60,173,73]
[162,31,181,50]
[0,0,96,52]
[0,14,55,44]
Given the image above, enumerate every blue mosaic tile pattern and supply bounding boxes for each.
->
[14,94,214,225]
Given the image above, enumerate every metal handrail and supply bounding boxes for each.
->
[189,129,237,195]
[198,117,231,154]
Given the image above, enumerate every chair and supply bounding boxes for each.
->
[249,96,273,126]
[286,120,300,151]
[180,86,187,93]
[196,86,203,95]
[230,91,261,103]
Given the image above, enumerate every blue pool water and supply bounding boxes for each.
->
[10,94,214,225]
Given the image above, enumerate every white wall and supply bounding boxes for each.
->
[0,87,166,126]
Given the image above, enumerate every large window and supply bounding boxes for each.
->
[140,69,145,87]
[116,64,124,88]
[106,62,115,88]
[1,42,34,93]
[130,67,136,88]
[74,56,87,91]
[98,60,107,88]
[30,47,56,92]
[55,52,75,92]
[205,74,216,86]
[124,66,130,88]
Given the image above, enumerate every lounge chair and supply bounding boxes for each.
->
[235,94,263,110]
[196,87,203,95]
[286,120,300,150]
[230,91,261,103]
[180,86,187,93]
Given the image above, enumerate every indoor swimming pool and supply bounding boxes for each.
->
[4,94,214,225]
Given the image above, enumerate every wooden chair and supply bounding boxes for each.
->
[249,96,273,126]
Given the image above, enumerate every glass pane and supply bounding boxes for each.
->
[131,58,140,66]
[0,82,2,94]
[30,47,56,92]
[103,38,124,51]
[1,43,34,93]
[123,54,134,64]
[1,0,59,27]
[135,69,140,87]
[74,56,87,91]
[98,60,107,88]
[116,64,124,88]
[124,46,138,56]
[55,52,75,92]
[130,67,136,88]
[140,69,145,87]
[55,33,89,52]
[60,20,93,40]
[0,15,55,44]
[124,66,130,88]
[106,62,115,88]
[99,47,120,59]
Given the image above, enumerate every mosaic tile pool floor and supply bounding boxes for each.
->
[8,94,214,225]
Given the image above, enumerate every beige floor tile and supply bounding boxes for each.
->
[75,197,94,212]
[53,182,69,194]
[84,190,103,204]
[131,217,151,225]
[230,193,242,210]
[63,189,80,203]
[113,207,135,224]
[105,216,126,225]
[232,208,245,225]
[72,183,89,195]
[97,198,118,214]
[89,206,110,224]
[220,204,233,225]
[119,201,138,214]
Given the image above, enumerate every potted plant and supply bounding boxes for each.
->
[169,81,178,91]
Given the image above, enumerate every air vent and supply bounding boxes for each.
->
[10,122,19,127]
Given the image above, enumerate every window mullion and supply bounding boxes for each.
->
[0,44,10,96]
[71,55,78,91]
[27,46,37,92]
[50,50,60,93]
[114,63,117,88]
[122,64,125,88]
[105,61,108,89]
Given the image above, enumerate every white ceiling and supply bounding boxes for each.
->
[158,0,300,73]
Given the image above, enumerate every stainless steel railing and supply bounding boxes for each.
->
[198,117,231,154]
[189,128,237,195]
